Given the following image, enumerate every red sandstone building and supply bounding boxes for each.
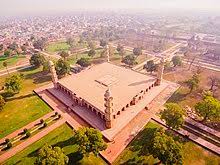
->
[44,60,171,141]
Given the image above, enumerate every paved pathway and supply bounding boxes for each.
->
[0,118,66,163]
[100,82,179,163]
[0,111,55,145]
[0,63,31,77]
[152,116,220,156]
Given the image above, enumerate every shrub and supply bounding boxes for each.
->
[43,122,47,128]
[5,138,10,143]
[7,142,12,149]
[58,114,61,119]
[40,119,44,124]
[55,112,58,116]
[25,131,31,138]
[23,128,28,133]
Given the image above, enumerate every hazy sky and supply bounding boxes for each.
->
[0,0,220,15]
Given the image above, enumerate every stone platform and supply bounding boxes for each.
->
[45,80,169,141]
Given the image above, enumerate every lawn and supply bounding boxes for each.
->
[114,121,220,165]
[0,55,26,70]
[164,64,220,107]
[46,41,70,53]
[5,124,106,165]
[0,67,52,138]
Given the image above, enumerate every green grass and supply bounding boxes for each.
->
[0,55,26,70]
[0,67,52,138]
[114,121,220,165]
[5,124,106,165]
[46,42,70,53]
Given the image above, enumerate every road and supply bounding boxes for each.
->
[114,42,220,72]
[0,63,32,77]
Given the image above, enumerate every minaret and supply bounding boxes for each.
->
[106,45,110,62]
[155,58,165,86]
[104,88,113,129]
[49,61,58,88]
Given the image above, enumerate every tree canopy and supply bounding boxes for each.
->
[33,39,47,50]
[121,55,137,66]
[59,51,69,60]
[37,144,69,165]
[133,47,142,56]
[149,130,183,165]
[194,95,220,122]
[160,103,185,130]
[88,49,96,57]
[29,54,46,68]
[76,57,91,67]
[144,60,158,73]
[74,127,107,156]
[55,59,70,77]
[4,74,23,94]
[100,39,108,48]
[185,73,200,93]
[172,56,182,67]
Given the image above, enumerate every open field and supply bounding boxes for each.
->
[46,41,70,53]
[164,64,220,107]
[46,41,87,54]
[0,67,52,138]
[114,121,220,165]
[5,124,106,165]
[0,55,26,70]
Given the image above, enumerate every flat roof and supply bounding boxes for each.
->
[58,62,156,114]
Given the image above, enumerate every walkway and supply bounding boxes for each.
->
[152,116,220,156]
[0,111,55,145]
[0,63,31,77]
[0,118,66,163]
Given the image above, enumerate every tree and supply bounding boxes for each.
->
[59,51,69,61]
[55,59,70,77]
[74,127,107,156]
[108,45,115,57]
[172,56,182,67]
[116,44,123,53]
[0,95,6,111]
[117,45,125,59]
[208,76,220,91]
[149,130,183,165]
[37,144,69,165]
[88,41,96,50]
[33,39,46,50]
[4,74,22,94]
[100,39,107,48]
[66,37,75,46]
[121,55,137,67]
[3,61,9,75]
[194,96,220,122]
[0,44,3,51]
[29,54,46,68]
[76,57,91,67]
[160,103,185,130]
[133,47,142,56]
[20,45,27,54]
[4,49,13,57]
[185,74,200,93]
[144,60,157,73]
[8,42,18,51]
[88,49,96,57]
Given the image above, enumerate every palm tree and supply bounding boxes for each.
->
[3,61,9,75]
